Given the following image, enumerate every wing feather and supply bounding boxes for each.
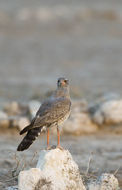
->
[32,97,71,128]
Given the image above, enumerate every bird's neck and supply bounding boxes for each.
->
[54,87,70,98]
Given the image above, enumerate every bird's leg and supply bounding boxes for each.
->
[46,128,51,150]
[56,126,63,150]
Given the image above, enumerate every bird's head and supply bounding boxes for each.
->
[57,77,69,88]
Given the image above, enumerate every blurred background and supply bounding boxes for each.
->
[0,0,122,104]
[0,0,122,189]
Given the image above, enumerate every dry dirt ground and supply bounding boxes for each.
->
[0,131,122,189]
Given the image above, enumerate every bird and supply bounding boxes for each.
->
[17,77,71,151]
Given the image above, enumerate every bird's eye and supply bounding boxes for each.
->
[64,79,68,83]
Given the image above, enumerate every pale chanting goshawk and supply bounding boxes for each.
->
[17,78,71,151]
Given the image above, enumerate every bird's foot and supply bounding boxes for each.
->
[46,145,51,150]
[56,145,64,150]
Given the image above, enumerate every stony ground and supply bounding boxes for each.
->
[0,131,122,189]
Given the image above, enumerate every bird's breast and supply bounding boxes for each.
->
[57,111,70,126]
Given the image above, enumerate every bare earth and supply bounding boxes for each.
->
[0,131,122,189]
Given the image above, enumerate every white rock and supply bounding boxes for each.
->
[102,100,122,124]
[17,117,30,131]
[0,111,8,119]
[3,101,29,117]
[87,173,119,190]
[19,149,86,190]
[92,108,104,125]
[0,111,9,128]
[19,168,47,190]
[71,100,88,113]
[4,102,20,116]
[92,100,122,125]
[63,112,98,135]
[28,100,41,118]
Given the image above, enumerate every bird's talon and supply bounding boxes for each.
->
[56,145,64,150]
[46,146,51,150]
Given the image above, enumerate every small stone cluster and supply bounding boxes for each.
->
[0,100,40,132]
[1,95,122,134]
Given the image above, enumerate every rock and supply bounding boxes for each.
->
[63,112,98,135]
[18,149,86,190]
[4,102,21,116]
[28,100,41,118]
[88,93,120,116]
[19,168,46,190]
[61,101,98,135]
[0,111,9,128]
[71,100,88,113]
[2,102,31,130]
[0,111,8,119]
[16,117,30,131]
[4,101,30,117]
[91,108,104,125]
[91,100,122,125]
[87,173,119,190]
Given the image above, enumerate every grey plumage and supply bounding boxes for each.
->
[17,78,71,151]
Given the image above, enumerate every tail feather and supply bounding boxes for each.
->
[17,127,42,151]
[20,124,32,135]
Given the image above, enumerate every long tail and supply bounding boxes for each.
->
[19,124,32,135]
[17,127,42,151]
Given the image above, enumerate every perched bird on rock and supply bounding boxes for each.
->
[17,78,71,151]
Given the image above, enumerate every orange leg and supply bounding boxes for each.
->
[57,127,63,150]
[57,127,60,146]
[47,128,51,150]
